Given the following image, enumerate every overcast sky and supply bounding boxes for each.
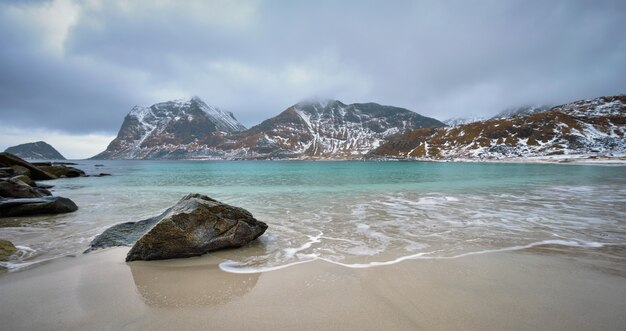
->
[1,0,625,158]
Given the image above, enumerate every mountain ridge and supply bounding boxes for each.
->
[368,94,626,160]
[225,99,445,159]
[93,98,445,159]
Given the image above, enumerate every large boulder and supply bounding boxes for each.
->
[0,178,51,198]
[37,165,85,178]
[0,239,17,261]
[0,153,56,180]
[0,196,78,217]
[87,194,268,262]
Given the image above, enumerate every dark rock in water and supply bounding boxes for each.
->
[0,196,78,217]
[0,153,56,180]
[94,164,104,167]
[87,194,268,262]
[95,173,111,177]
[37,165,85,178]
[0,178,50,198]
[0,239,17,261]
[32,162,78,166]
[35,183,54,189]
[36,188,52,196]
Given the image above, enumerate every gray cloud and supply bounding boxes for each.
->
[1,0,625,139]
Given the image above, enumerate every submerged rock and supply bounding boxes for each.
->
[0,178,51,199]
[0,239,17,261]
[87,194,268,262]
[0,196,78,217]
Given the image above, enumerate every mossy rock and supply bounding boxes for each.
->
[0,239,17,261]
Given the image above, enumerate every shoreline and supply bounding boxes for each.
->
[73,155,626,165]
[363,154,626,165]
[1,245,625,330]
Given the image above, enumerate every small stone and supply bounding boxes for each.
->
[0,239,17,261]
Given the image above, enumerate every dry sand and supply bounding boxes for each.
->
[1,246,625,330]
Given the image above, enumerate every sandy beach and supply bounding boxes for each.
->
[1,246,624,330]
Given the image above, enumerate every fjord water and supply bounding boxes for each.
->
[1,161,625,272]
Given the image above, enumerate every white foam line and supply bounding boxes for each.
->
[0,256,58,272]
[218,239,611,274]
[283,232,323,259]
[15,245,36,252]
[219,257,317,274]
[322,240,604,269]
[320,235,362,245]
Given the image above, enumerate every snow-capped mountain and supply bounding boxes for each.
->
[224,99,445,159]
[93,98,444,159]
[93,97,246,159]
[368,94,626,160]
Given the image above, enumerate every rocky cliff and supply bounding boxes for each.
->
[93,97,246,159]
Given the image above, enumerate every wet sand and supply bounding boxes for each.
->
[1,247,625,330]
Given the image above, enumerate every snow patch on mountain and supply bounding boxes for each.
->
[234,100,445,159]
[369,94,626,161]
[492,105,552,119]
[443,115,487,126]
[93,97,246,159]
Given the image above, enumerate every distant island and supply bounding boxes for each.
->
[4,141,66,160]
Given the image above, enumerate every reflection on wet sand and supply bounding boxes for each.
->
[520,244,626,277]
[130,258,260,308]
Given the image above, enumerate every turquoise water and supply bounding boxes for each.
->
[1,161,625,272]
